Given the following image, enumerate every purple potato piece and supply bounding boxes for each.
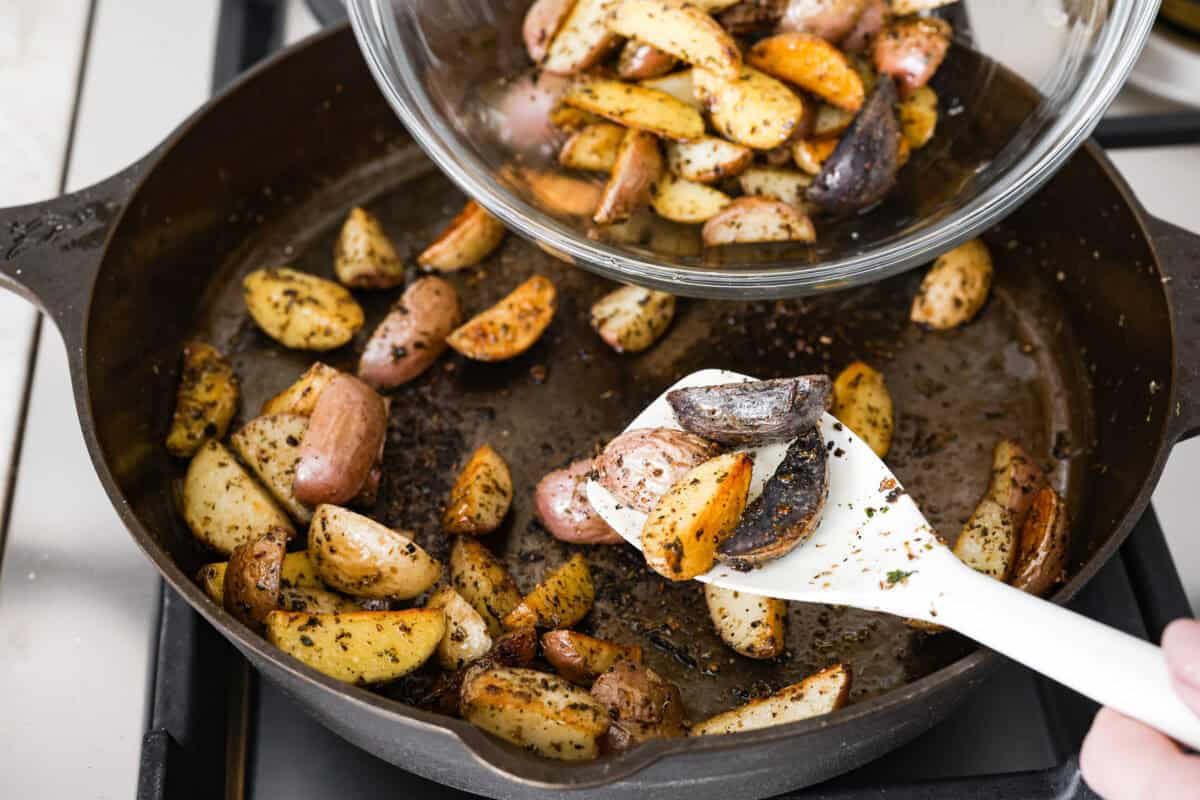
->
[807,75,900,216]
[666,375,832,446]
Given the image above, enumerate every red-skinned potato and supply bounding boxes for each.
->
[594,129,664,224]
[779,0,867,41]
[987,439,1045,532]
[294,375,387,506]
[524,0,575,63]
[702,197,816,246]
[606,0,742,80]
[334,207,404,289]
[535,458,623,544]
[358,277,462,391]
[618,40,677,80]
[492,71,570,154]
[591,660,685,751]
[596,427,718,513]
[842,0,889,53]
[223,527,287,629]
[873,16,951,97]
[418,201,507,272]
[542,630,643,684]
[1011,486,1070,597]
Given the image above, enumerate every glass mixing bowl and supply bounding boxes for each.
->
[347,0,1155,298]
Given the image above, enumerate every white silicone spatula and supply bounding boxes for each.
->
[587,369,1200,750]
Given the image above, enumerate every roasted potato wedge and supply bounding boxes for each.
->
[266,609,445,685]
[1011,486,1070,597]
[166,341,239,458]
[543,630,643,684]
[223,528,287,628]
[563,78,705,141]
[524,0,575,63]
[450,537,523,636]
[694,66,805,150]
[294,375,387,507]
[591,660,685,751]
[517,167,605,217]
[607,0,741,79]
[261,362,339,417]
[642,451,753,580]
[691,663,851,735]
[668,375,831,446]
[183,440,295,555]
[426,584,494,669]
[230,413,311,523]
[807,76,899,214]
[702,197,816,246]
[738,166,812,207]
[358,277,461,390]
[549,104,605,130]
[443,444,514,536]
[832,361,893,458]
[594,129,664,224]
[559,122,626,172]
[650,174,732,223]
[665,137,753,184]
[199,549,323,604]
[780,0,866,40]
[987,439,1045,532]
[792,137,839,175]
[842,0,890,53]
[812,102,856,137]
[308,504,442,599]
[596,427,719,513]
[542,0,620,75]
[334,207,404,289]
[891,0,958,13]
[899,84,937,149]
[502,553,595,630]
[873,16,950,97]
[535,458,622,544]
[704,584,786,659]
[639,69,700,108]
[242,267,364,351]
[447,275,558,361]
[461,666,610,760]
[418,201,507,272]
[590,284,677,353]
[748,32,865,111]
[909,238,993,330]
[953,497,1017,582]
[618,40,677,80]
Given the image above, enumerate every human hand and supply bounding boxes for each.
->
[1080,618,1200,798]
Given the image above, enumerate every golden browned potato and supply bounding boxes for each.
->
[443,444,514,536]
[543,630,643,684]
[618,40,678,80]
[166,341,239,458]
[1011,486,1070,597]
[642,451,753,580]
[450,537,523,636]
[559,122,626,172]
[418,201,507,272]
[693,66,805,150]
[596,427,719,513]
[294,375,388,507]
[704,584,786,659]
[953,497,1017,581]
[665,137,753,183]
[607,0,741,79]
[594,129,664,224]
[909,239,993,330]
[524,0,575,63]
[223,528,287,628]
[426,584,494,669]
[266,609,445,684]
[748,32,865,111]
[792,136,839,175]
[199,550,323,604]
[308,504,442,599]
[832,361,893,458]
[460,666,610,760]
[873,16,951,97]
[542,0,620,75]
[590,660,685,751]
[891,0,958,13]
[899,85,937,149]
[502,553,595,630]
[737,166,812,207]
[242,267,364,351]
[261,362,340,416]
[691,663,851,735]
[987,439,1045,532]
[334,207,404,289]
[230,413,311,523]
[183,439,295,555]
[562,78,705,141]
[702,197,816,246]
[516,167,605,217]
[590,284,677,353]
[812,102,856,137]
[639,69,700,108]
[447,275,557,361]
[549,104,606,130]
[358,277,462,391]
[651,174,733,223]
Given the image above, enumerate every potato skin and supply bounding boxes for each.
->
[873,16,951,98]
[987,439,1044,532]
[358,277,462,390]
[542,630,643,684]
[667,375,831,446]
[442,444,514,536]
[596,427,719,514]
[618,40,677,80]
[524,0,574,63]
[242,267,364,351]
[223,527,287,628]
[294,375,387,506]
[447,275,558,362]
[535,458,623,544]
[590,660,685,751]
[308,504,442,600]
[594,129,664,225]
[166,340,239,458]
[702,197,816,246]
[778,0,867,42]
[334,206,404,289]
[606,0,742,80]
[807,75,899,215]
[1011,486,1070,597]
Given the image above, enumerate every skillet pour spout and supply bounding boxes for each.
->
[4,23,1200,800]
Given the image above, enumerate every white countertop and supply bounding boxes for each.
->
[0,2,1197,797]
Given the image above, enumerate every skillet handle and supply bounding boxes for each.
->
[0,156,150,343]
[1146,214,1200,442]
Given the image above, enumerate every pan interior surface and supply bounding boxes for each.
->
[80,26,1175,790]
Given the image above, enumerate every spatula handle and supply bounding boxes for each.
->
[937,565,1200,751]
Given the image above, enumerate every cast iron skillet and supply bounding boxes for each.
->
[2,24,1200,800]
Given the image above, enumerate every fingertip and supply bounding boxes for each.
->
[1163,618,1200,686]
